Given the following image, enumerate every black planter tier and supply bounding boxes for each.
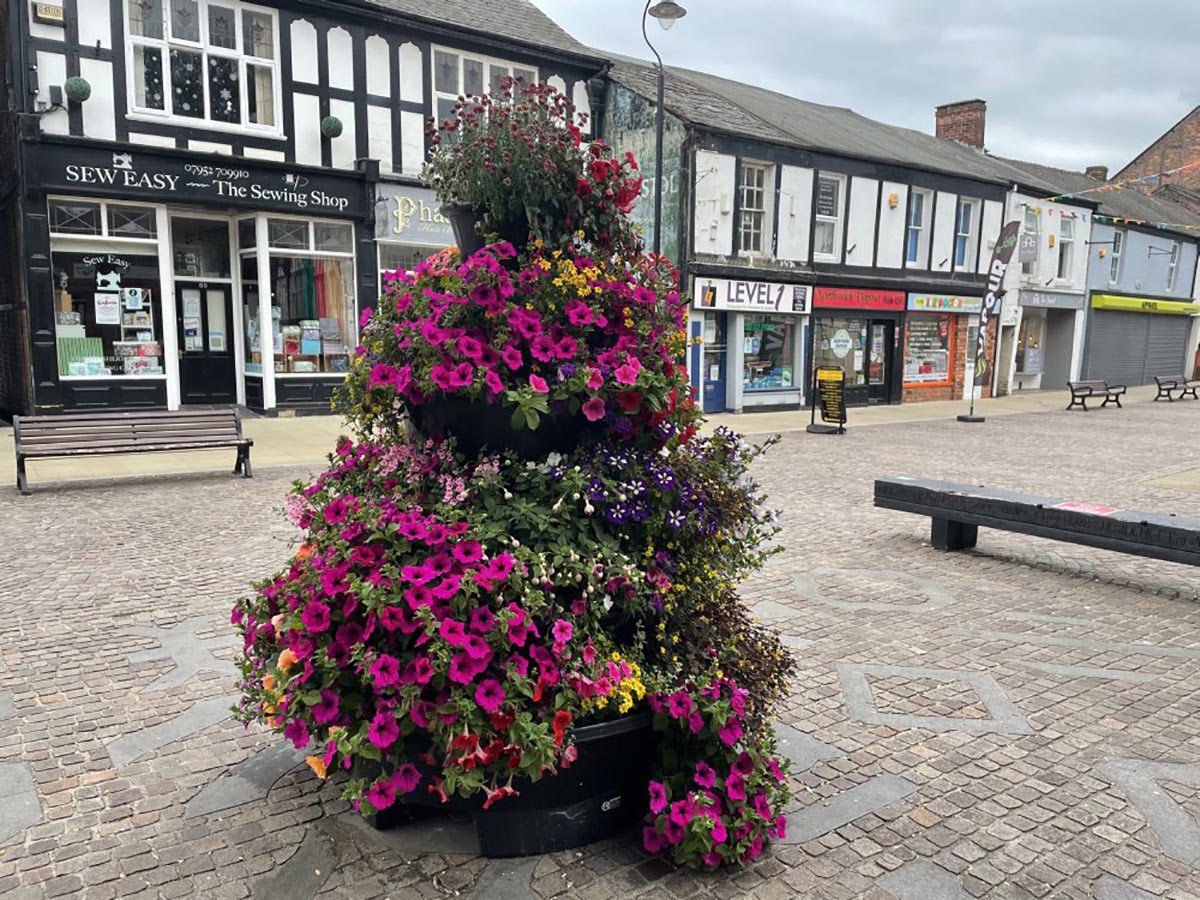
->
[410,397,594,459]
[365,712,654,857]
[440,202,487,257]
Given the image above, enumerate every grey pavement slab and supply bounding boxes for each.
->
[254,825,336,900]
[0,689,13,720]
[838,662,1034,735]
[774,723,841,774]
[1094,876,1160,900]
[122,616,237,690]
[950,628,1200,660]
[341,808,480,855]
[794,567,952,614]
[1019,661,1157,683]
[780,633,815,650]
[106,694,240,770]
[877,859,970,899]
[186,740,308,818]
[751,599,798,621]
[468,857,539,900]
[1097,758,1200,866]
[1001,612,1096,627]
[782,775,918,844]
[0,761,42,846]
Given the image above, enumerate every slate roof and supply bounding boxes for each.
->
[606,56,1053,191]
[362,0,600,62]
[995,157,1200,239]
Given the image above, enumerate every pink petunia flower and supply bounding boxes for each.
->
[367,711,399,749]
[474,679,506,713]
[369,653,401,689]
[694,761,717,789]
[581,397,606,422]
[529,373,549,393]
[642,826,667,854]
[391,763,421,794]
[717,717,743,747]
[586,369,603,389]
[301,601,331,634]
[724,772,746,802]
[648,780,668,814]
[614,364,639,385]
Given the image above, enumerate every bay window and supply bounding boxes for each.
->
[126,0,279,131]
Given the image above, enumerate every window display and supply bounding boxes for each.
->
[904,315,953,385]
[51,252,164,378]
[812,316,866,385]
[272,256,354,374]
[742,315,797,390]
[1015,312,1045,375]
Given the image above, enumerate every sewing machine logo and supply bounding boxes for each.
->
[112,153,133,171]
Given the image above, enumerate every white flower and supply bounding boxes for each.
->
[546,452,563,467]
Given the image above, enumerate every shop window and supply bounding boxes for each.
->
[812,316,866,385]
[738,163,770,255]
[237,217,256,249]
[52,251,165,378]
[241,255,264,375]
[49,201,103,236]
[379,242,445,275]
[127,0,279,132]
[432,46,539,126]
[171,216,231,277]
[1165,241,1180,291]
[903,315,954,386]
[272,256,354,375]
[742,315,797,390]
[1021,206,1040,276]
[1056,217,1075,280]
[813,174,845,261]
[108,205,158,238]
[954,199,978,270]
[1015,313,1045,375]
[314,222,354,254]
[1109,229,1124,283]
[905,189,931,265]
[267,218,309,249]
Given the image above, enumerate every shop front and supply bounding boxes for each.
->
[810,287,905,407]
[901,293,982,403]
[691,275,810,413]
[24,139,377,414]
[375,183,454,275]
[1011,290,1085,392]
[1084,293,1200,386]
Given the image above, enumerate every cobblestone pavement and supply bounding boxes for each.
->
[1,401,1199,900]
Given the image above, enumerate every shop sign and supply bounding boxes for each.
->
[907,293,983,314]
[1019,290,1085,310]
[33,2,65,24]
[1091,294,1200,316]
[374,184,453,246]
[813,287,904,311]
[808,366,847,435]
[31,142,367,217]
[695,277,810,313]
[1018,231,1039,264]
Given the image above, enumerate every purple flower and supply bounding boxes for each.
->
[323,498,349,525]
[648,780,668,814]
[283,719,309,749]
[733,751,754,776]
[642,826,666,854]
[468,606,496,634]
[669,799,694,827]
[365,777,396,811]
[724,773,746,802]
[551,619,573,646]
[453,540,483,565]
[369,654,401,689]
[717,717,743,747]
[391,763,421,794]
[301,601,331,634]
[367,711,400,749]
[312,689,340,724]
[475,679,506,713]
[694,761,717,789]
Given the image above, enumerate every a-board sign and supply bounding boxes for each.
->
[808,366,847,434]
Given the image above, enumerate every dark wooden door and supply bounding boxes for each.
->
[177,284,236,404]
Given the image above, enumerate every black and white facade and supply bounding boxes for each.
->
[0,0,602,415]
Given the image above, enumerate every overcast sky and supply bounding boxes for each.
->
[530,0,1198,174]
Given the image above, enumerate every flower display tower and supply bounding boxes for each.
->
[233,81,796,866]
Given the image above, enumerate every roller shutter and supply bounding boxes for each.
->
[1144,315,1189,380]
[1086,311,1146,385]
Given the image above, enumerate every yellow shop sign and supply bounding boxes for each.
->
[1091,294,1200,316]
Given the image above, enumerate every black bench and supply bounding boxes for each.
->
[874,477,1200,567]
[1153,374,1199,402]
[13,408,252,495]
[1066,380,1126,411]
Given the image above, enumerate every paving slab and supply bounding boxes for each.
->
[0,761,42,845]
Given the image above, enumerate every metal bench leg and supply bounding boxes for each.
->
[242,446,253,479]
[931,518,978,552]
[16,455,29,496]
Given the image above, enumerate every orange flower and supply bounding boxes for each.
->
[270,614,285,631]
[306,756,328,779]
[264,704,277,715]
[295,543,315,561]
[278,648,298,672]
[262,674,277,691]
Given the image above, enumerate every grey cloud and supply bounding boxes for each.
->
[532,0,1197,172]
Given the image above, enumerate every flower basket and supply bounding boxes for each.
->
[439,202,487,258]
[409,396,595,459]
[365,712,654,857]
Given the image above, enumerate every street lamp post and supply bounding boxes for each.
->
[642,0,686,257]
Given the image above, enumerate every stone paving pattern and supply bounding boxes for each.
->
[0,401,1199,898]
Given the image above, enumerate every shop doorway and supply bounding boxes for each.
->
[866,319,896,404]
[177,284,236,404]
[703,313,727,413]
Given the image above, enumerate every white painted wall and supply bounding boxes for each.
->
[189,140,234,154]
[547,75,566,95]
[876,182,907,269]
[1010,191,1090,294]
[572,81,592,135]
[79,58,116,141]
[35,50,69,135]
[777,165,813,262]
[399,43,422,103]
[243,147,286,162]
[693,150,736,257]
[290,20,319,84]
[931,191,957,274]
[400,111,424,175]
[128,132,177,148]
[77,0,111,48]
[329,98,357,169]
[844,176,878,268]
[978,199,1004,274]
[366,35,391,97]
[293,93,323,166]
[368,105,393,174]
[327,28,354,91]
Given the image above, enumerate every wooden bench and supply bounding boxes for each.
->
[874,477,1200,567]
[13,408,252,495]
[1066,380,1126,411]
[1153,374,1199,402]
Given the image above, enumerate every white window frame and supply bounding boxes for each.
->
[1021,206,1041,277]
[812,173,846,263]
[1108,229,1124,284]
[124,0,283,138]
[1056,217,1075,281]
[953,198,978,271]
[738,161,771,256]
[905,188,931,266]
[1165,241,1180,291]
[430,45,539,125]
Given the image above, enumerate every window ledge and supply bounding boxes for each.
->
[127,112,287,143]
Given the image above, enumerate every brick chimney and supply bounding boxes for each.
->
[1085,165,1109,181]
[935,99,987,149]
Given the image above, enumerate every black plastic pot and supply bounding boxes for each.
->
[410,397,593,459]
[365,712,654,857]
[440,202,487,257]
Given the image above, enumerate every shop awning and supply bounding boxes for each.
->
[1091,294,1200,316]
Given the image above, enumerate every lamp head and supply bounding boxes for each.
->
[648,0,686,30]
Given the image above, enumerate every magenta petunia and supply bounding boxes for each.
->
[312,689,340,724]
[367,711,399,749]
[668,799,695,827]
[391,762,421,794]
[555,336,578,359]
[724,772,746,802]
[453,540,483,565]
[323,498,349,525]
[733,751,754,776]
[551,619,573,646]
[586,369,603,389]
[283,719,309,749]
[368,363,400,387]
[642,826,667,854]
[468,606,496,634]
[529,334,557,362]
[500,345,524,370]
[448,651,486,684]
[474,679,506,713]
[529,373,549,393]
[447,362,474,389]
[369,653,401,689]
[463,634,492,662]
[718,717,743,747]
[581,397,606,422]
[378,606,407,632]
[365,777,397,811]
[484,369,504,395]
[412,656,434,685]
[301,601,331,634]
[648,780,668,814]
[614,364,639,385]
[663,820,685,845]
[710,818,728,844]
[439,618,467,647]
[694,761,717,789]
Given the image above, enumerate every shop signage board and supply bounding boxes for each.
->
[30,142,368,217]
[974,220,1021,389]
[1091,294,1200,316]
[813,287,905,311]
[1019,290,1085,311]
[808,366,847,435]
[374,184,453,245]
[907,293,983,314]
[1018,231,1038,264]
[695,277,810,313]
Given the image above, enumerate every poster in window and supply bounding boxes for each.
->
[123,288,145,310]
[182,294,202,319]
[816,179,839,218]
[95,293,121,325]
